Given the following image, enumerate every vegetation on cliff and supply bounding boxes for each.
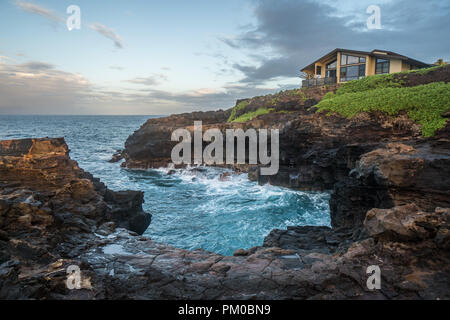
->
[226,65,449,132]
[227,100,250,122]
[329,65,446,96]
[315,65,450,137]
[227,88,309,122]
[316,82,450,137]
[231,107,275,123]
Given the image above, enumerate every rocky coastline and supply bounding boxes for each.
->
[1,66,449,299]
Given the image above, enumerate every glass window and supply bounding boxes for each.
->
[347,65,359,78]
[347,55,360,64]
[341,64,366,82]
[359,64,366,77]
[326,60,337,69]
[341,54,366,65]
[376,59,390,74]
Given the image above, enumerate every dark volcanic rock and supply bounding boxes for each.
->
[0,138,151,237]
[365,204,449,245]
[331,142,450,231]
[110,71,450,299]
[123,110,230,168]
[3,67,450,299]
[0,139,450,299]
[109,150,123,163]
[1,137,449,300]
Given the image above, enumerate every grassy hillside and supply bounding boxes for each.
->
[227,88,314,123]
[315,65,450,137]
[226,65,449,135]
[230,108,275,123]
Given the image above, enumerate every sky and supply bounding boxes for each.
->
[0,0,449,115]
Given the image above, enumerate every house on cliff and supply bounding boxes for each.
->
[301,48,431,88]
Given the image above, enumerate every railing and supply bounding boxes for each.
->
[302,77,337,88]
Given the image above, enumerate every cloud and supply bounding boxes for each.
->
[18,61,54,71]
[0,60,94,114]
[109,66,124,71]
[0,59,275,115]
[90,23,124,49]
[15,1,63,24]
[125,74,168,86]
[0,56,15,62]
[221,0,450,84]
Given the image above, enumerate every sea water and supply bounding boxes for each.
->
[0,115,330,255]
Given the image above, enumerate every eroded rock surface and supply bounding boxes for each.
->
[111,69,450,299]
[0,138,449,299]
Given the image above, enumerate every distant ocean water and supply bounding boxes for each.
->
[0,115,330,255]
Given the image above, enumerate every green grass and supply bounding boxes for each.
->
[227,100,250,122]
[314,82,450,137]
[327,65,446,97]
[231,108,275,123]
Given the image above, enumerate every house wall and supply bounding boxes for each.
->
[314,62,326,78]
[303,69,315,78]
[336,52,342,83]
[389,59,404,73]
[366,56,376,76]
[401,61,411,71]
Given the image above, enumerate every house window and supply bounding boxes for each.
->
[340,54,366,82]
[326,60,337,78]
[327,60,337,69]
[316,66,322,76]
[341,65,366,82]
[341,54,366,65]
[376,59,390,74]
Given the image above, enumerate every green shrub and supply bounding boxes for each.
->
[334,65,446,96]
[231,108,275,123]
[228,100,250,122]
[315,82,450,137]
[335,73,404,95]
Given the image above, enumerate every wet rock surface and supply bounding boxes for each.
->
[112,70,450,299]
[1,137,449,299]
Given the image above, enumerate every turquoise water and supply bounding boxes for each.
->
[0,115,330,255]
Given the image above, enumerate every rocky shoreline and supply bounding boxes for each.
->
[0,137,448,299]
[1,66,449,299]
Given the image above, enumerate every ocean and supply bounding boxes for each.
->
[0,115,330,255]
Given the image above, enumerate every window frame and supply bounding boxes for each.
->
[340,53,367,82]
[341,54,367,66]
[375,58,390,74]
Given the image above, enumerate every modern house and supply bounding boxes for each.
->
[301,48,431,88]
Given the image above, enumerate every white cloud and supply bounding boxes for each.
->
[90,23,124,49]
[15,1,63,24]
[125,74,168,86]
[0,60,93,114]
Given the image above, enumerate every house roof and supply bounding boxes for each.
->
[300,48,431,72]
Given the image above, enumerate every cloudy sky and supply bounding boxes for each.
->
[0,0,449,115]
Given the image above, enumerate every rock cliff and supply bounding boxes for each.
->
[0,139,448,299]
[1,66,449,299]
